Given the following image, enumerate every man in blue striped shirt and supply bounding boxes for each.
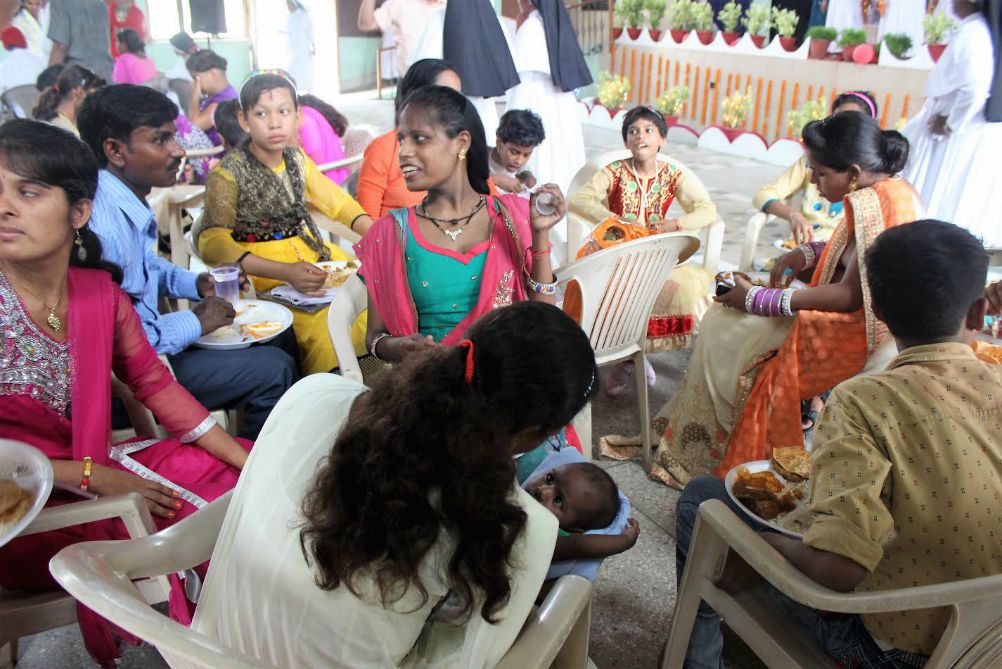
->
[81,84,297,439]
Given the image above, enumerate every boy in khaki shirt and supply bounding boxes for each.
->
[675,220,1002,668]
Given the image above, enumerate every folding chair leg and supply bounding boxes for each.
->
[635,351,653,469]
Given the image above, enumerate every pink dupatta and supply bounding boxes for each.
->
[355,194,533,344]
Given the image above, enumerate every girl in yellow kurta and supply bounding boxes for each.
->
[197,71,372,374]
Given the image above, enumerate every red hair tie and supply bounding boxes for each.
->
[458,339,475,385]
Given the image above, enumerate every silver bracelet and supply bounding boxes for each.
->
[744,285,762,313]
[370,332,391,360]
[797,243,816,269]
[525,274,558,296]
[781,288,796,317]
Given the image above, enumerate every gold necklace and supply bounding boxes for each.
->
[4,268,65,333]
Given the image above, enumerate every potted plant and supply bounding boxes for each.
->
[786,99,827,137]
[838,27,867,61]
[772,7,799,51]
[645,0,668,41]
[923,12,956,62]
[717,1,743,45]
[806,25,836,59]
[882,32,912,59]
[596,72,631,117]
[692,1,715,45]
[655,85,689,126]
[720,88,752,141]
[613,5,624,39]
[668,0,693,43]
[742,3,772,48]
[621,0,645,40]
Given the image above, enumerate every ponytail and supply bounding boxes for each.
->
[32,86,62,121]
[879,130,909,174]
[32,64,102,122]
[71,225,124,284]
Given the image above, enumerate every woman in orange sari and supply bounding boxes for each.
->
[637,112,923,487]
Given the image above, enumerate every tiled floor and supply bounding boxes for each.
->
[14,91,789,668]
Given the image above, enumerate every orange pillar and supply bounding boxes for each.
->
[711,69,721,125]
[806,85,814,105]
[629,49,637,102]
[752,77,763,137]
[775,79,787,140]
[902,94,911,120]
[762,79,773,138]
[881,93,891,128]
[673,61,680,87]
[789,82,800,136]
[647,53,655,103]
[690,65,700,120]
[701,67,711,126]
[655,55,665,100]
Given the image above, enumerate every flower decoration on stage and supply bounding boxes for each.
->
[717,1,743,33]
[787,98,827,136]
[741,2,772,37]
[771,7,799,38]
[618,0,645,29]
[882,32,913,59]
[923,12,956,45]
[666,0,693,30]
[645,0,669,29]
[656,85,689,117]
[597,72,631,110]
[721,88,752,129]
[691,1,714,32]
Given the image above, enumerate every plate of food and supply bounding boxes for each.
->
[316,260,359,291]
[0,439,54,549]
[724,447,815,538]
[194,299,294,350]
[267,260,360,309]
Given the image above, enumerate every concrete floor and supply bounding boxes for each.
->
[15,90,788,668]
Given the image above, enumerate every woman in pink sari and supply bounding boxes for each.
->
[0,120,249,667]
[355,85,565,360]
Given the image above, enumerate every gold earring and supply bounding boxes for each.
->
[849,176,858,192]
[458,149,467,161]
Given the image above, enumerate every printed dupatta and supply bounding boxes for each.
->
[355,194,533,345]
[202,147,332,261]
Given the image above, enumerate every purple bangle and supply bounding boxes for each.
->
[753,287,768,314]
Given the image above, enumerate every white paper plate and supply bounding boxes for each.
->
[193,299,294,350]
[0,439,54,549]
[724,460,812,539]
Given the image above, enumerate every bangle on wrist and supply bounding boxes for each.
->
[525,273,558,296]
[370,332,391,360]
[80,456,93,492]
[236,251,251,269]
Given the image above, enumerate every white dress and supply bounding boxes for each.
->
[192,374,557,669]
[409,7,506,139]
[506,10,586,260]
[12,9,50,58]
[825,0,866,51]
[877,0,925,56]
[903,14,1002,249]
[287,7,315,93]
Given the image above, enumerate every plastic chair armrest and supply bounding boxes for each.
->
[314,155,363,173]
[21,493,156,539]
[698,501,1002,614]
[701,219,724,272]
[739,212,776,272]
[496,575,592,669]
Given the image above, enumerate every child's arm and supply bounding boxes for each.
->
[552,517,640,561]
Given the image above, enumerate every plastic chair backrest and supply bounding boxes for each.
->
[169,78,194,111]
[326,273,368,382]
[342,170,360,198]
[557,233,698,366]
[2,84,39,119]
[342,124,378,159]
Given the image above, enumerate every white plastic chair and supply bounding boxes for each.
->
[50,491,595,669]
[566,148,724,273]
[557,233,700,465]
[326,273,368,383]
[740,210,777,272]
[0,493,166,668]
[1,84,39,120]
[662,499,1002,669]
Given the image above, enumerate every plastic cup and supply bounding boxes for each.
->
[534,191,557,216]
[210,266,240,305]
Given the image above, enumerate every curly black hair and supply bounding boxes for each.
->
[496,109,545,147]
[300,302,597,622]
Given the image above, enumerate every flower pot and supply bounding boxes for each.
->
[852,43,876,64]
[670,28,689,43]
[648,28,662,41]
[662,114,679,127]
[626,27,642,40]
[779,36,797,52]
[808,38,831,59]
[613,27,623,39]
[927,43,947,62]
[722,31,741,45]
[720,126,746,142]
[841,44,858,61]
[751,34,766,48]
[696,30,714,45]
[595,102,621,119]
